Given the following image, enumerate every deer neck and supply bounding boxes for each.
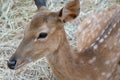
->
[46,33,74,65]
[46,33,75,79]
[46,26,120,80]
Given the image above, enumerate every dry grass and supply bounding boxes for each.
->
[0,0,120,80]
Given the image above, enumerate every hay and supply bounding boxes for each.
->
[0,0,119,80]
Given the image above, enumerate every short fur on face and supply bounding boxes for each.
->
[8,0,80,69]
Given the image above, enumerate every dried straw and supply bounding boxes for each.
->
[0,0,119,80]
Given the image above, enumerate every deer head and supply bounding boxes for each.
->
[7,0,80,70]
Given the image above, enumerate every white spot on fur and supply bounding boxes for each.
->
[86,19,92,24]
[104,60,110,65]
[101,72,106,76]
[109,47,113,50]
[106,73,112,78]
[101,30,105,35]
[99,12,103,16]
[93,45,98,50]
[109,14,113,18]
[110,28,113,32]
[96,37,100,41]
[104,44,107,48]
[50,27,55,34]
[114,42,117,46]
[88,57,96,64]
[34,39,37,42]
[92,15,97,19]
[104,35,108,38]
[78,25,83,32]
[117,19,120,23]
[104,20,108,23]
[91,43,95,47]
[99,38,104,43]
[94,67,98,71]
[113,23,117,28]
[108,28,113,35]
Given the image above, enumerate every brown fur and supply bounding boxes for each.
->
[47,6,120,80]
[8,0,120,80]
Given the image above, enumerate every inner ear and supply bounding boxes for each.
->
[58,0,80,23]
[64,14,78,23]
[59,8,63,17]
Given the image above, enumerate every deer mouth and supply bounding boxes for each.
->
[14,60,29,70]
[15,57,34,70]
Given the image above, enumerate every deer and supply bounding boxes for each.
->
[7,0,120,80]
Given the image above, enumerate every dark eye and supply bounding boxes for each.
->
[38,33,48,39]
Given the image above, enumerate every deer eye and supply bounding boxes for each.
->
[38,32,48,39]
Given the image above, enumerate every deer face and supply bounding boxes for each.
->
[7,0,80,70]
[8,10,65,69]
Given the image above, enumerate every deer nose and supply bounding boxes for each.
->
[7,59,17,69]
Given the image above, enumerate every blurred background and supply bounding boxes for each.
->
[0,0,120,80]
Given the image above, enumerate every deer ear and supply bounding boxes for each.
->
[59,0,80,23]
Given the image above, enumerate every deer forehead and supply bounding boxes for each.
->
[29,12,60,30]
[39,23,56,34]
[27,23,56,35]
[39,24,49,32]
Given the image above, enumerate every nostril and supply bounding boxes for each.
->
[7,60,16,69]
